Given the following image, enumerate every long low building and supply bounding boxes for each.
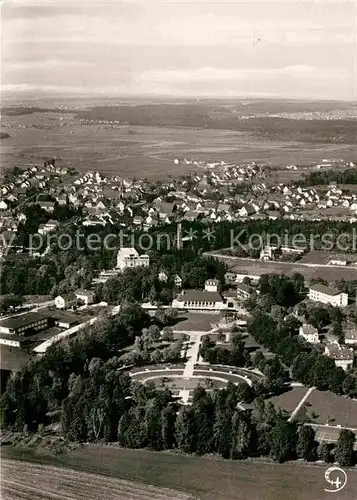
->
[0,312,50,336]
[172,279,228,311]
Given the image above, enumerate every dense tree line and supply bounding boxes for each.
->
[96,254,226,306]
[3,215,357,296]
[248,312,357,398]
[299,168,357,187]
[200,334,251,369]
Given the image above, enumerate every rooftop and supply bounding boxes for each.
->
[236,283,253,294]
[75,289,95,297]
[118,247,139,257]
[310,284,343,296]
[0,312,49,330]
[176,290,223,303]
[325,343,354,360]
[300,324,318,335]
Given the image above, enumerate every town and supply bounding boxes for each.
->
[1,155,357,476]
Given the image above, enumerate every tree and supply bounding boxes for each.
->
[342,374,357,398]
[230,411,252,459]
[252,351,265,369]
[269,419,297,463]
[308,307,330,330]
[296,425,317,461]
[332,320,344,343]
[270,305,286,324]
[161,405,176,449]
[335,429,356,467]
[147,324,161,343]
[317,441,332,463]
[175,406,196,453]
[213,405,234,459]
[162,326,174,342]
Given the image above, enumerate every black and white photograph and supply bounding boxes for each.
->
[0,1,356,498]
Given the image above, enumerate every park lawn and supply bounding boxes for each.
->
[269,386,309,418]
[2,444,357,500]
[301,389,357,428]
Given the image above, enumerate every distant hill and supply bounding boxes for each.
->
[1,107,73,117]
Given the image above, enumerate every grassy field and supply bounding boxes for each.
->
[1,110,356,179]
[2,445,356,500]
[211,254,357,282]
[270,386,357,429]
[173,313,220,333]
[270,386,309,418]
[301,389,357,428]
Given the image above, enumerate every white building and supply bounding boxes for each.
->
[308,284,348,307]
[174,274,183,288]
[344,325,357,345]
[236,283,253,300]
[116,248,149,271]
[172,279,225,311]
[55,293,77,310]
[299,324,320,344]
[75,289,95,306]
[324,342,354,371]
[204,278,220,292]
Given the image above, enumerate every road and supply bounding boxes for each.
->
[0,300,55,321]
[289,386,315,422]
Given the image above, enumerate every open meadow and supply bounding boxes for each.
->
[2,445,357,500]
[1,109,356,180]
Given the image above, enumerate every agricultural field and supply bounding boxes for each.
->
[1,459,194,500]
[2,445,357,500]
[1,108,356,180]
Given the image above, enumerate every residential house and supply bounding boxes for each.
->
[0,200,8,210]
[56,194,67,205]
[299,324,320,344]
[183,210,199,222]
[324,342,354,371]
[75,289,95,306]
[117,201,126,212]
[217,203,231,213]
[133,215,144,226]
[309,284,348,307]
[236,283,253,301]
[239,204,256,218]
[174,275,183,288]
[55,293,77,310]
[158,271,168,283]
[39,201,55,213]
[38,219,58,235]
[344,324,357,345]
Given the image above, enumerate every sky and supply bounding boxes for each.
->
[1,0,356,100]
